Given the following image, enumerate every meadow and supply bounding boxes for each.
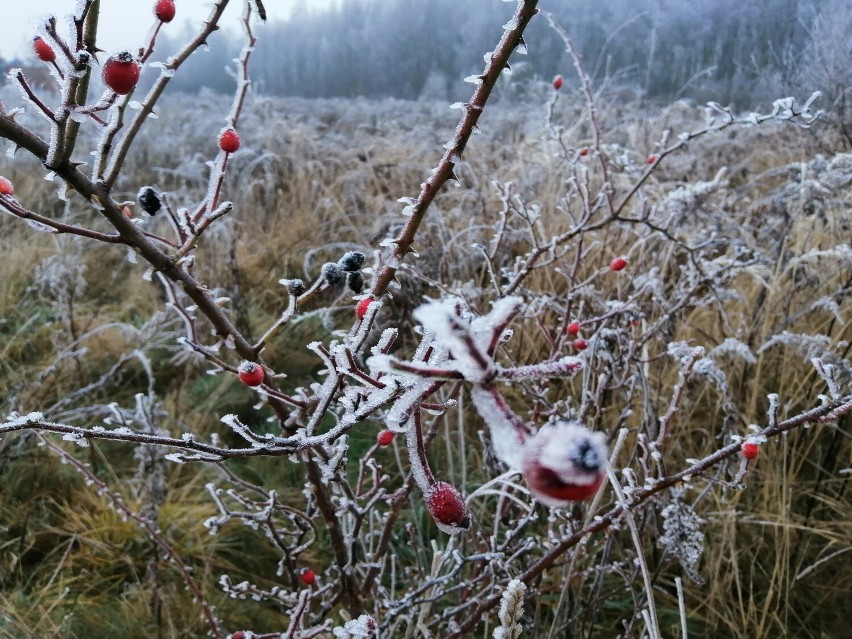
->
[0,2,851,638]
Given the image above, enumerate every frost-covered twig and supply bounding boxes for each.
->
[367,0,540,303]
[447,392,852,638]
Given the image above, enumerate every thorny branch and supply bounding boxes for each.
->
[0,0,846,636]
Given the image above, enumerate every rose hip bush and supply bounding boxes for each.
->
[0,1,850,637]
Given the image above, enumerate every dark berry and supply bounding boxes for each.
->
[338,250,366,272]
[287,279,305,297]
[347,271,364,293]
[321,262,343,286]
[137,186,162,215]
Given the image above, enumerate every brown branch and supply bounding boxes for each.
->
[0,195,122,243]
[367,0,540,302]
[103,0,234,187]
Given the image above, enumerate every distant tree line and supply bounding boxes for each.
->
[2,0,847,109]
[189,0,833,105]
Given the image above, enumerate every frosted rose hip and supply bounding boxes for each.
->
[0,176,14,195]
[609,256,628,271]
[425,481,470,534]
[741,441,759,460]
[521,420,607,507]
[237,361,265,386]
[219,128,241,153]
[102,51,140,94]
[33,37,56,62]
[377,429,394,446]
[155,0,176,23]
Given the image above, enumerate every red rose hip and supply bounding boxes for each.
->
[0,176,14,196]
[573,338,588,351]
[218,128,240,153]
[566,321,581,336]
[33,37,56,62]
[521,420,607,507]
[355,297,374,319]
[301,569,316,586]
[102,51,140,94]
[425,481,470,535]
[741,441,759,460]
[609,256,628,271]
[154,0,176,22]
[552,74,564,90]
[377,429,394,447]
[237,361,265,387]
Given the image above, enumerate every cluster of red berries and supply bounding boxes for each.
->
[37,2,176,95]
[565,320,588,350]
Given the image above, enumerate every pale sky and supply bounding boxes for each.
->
[0,1,336,60]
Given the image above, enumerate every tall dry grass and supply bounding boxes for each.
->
[1,77,850,639]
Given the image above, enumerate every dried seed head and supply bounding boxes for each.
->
[521,420,607,507]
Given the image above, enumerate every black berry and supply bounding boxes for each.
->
[321,262,343,286]
[339,251,366,272]
[347,271,364,293]
[287,279,305,297]
[137,186,162,215]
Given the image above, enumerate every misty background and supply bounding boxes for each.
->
[2,0,849,110]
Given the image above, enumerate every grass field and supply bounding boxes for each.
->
[1,77,850,639]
